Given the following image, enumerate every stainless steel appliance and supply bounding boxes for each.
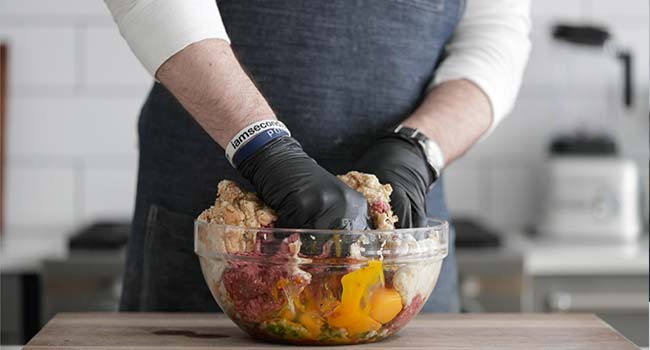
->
[538,23,641,242]
[41,251,125,324]
[525,272,648,347]
[539,151,641,242]
[41,222,129,325]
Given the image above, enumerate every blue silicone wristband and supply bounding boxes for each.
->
[232,128,290,168]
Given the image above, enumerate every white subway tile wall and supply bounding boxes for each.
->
[81,163,137,222]
[446,0,649,233]
[0,3,150,234]
[7,97,141,157]
[0,0,648,236]
[5,166,76,228]
[441,163,483,219]
[0,0,106,16]
[83,26,150,87]
[0,26,77,89]
[484,164,539,231]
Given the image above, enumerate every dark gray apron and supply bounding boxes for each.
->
[120,0,464,313]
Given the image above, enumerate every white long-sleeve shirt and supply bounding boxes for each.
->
[104,0,531,131]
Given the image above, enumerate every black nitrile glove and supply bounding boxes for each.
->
[238,136,369,230]
[355,135,436,228]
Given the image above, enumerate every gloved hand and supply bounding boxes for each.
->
[238,136,369,229]
[354,135,436,228]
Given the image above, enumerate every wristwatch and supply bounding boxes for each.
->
[392,124,445,188]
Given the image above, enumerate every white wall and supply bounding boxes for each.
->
[1,1,150,236]
[0,0,648,237]
[445,0,649,232]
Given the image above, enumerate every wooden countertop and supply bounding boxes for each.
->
[25,313,640,350]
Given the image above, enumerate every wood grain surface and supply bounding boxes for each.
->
[24,313,640,350]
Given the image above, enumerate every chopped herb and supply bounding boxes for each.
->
[262,319,309,340]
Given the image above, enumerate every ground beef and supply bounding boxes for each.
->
[221,234,311,324]
[222,261,287,323]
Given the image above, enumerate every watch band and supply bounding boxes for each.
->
[393,125,426,143]
[392,125,445,186]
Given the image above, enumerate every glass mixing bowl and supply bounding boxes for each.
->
[194,219,448,345]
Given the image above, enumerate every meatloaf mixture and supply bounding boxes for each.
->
[195,172,440,344]
[198,171,397,230]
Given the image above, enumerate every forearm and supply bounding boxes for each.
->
[402,79,492,164]
[156,39,275,148]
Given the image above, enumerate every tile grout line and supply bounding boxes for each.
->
[6,155,138,168]
[473,162,485,220]
[74,20,86,94]
[9,85,151,99]
[73,157,85,226]
[0,15,114,27]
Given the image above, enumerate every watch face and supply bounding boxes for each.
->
[421,139,444,170]
[395,125,444,172]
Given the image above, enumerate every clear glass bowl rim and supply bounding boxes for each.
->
[194,217,449,235]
